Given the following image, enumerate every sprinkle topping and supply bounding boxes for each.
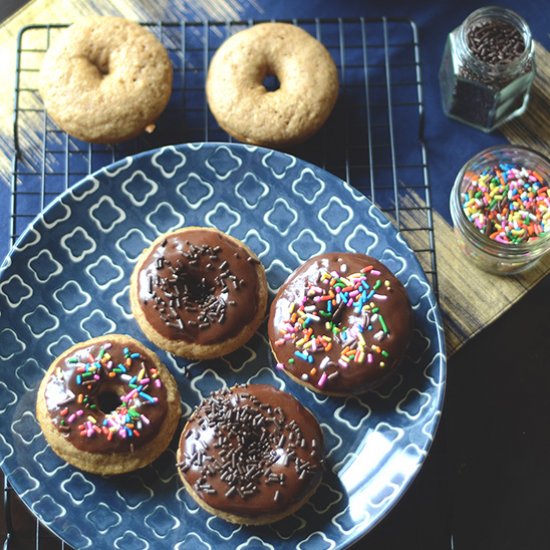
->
[461,162,550,244]
[146,241,237,330]
[136,230,262,346]
[177,384,324,515]
[268,254,413,394]
[45,341,167,453]
[275,267,392,381]
[467,19,526,65]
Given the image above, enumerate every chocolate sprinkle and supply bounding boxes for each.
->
[467,19,525,65]
[178,386,320,500]
[146,239,242,331]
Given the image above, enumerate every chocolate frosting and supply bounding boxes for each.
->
[44,340,167,453]
[268,253,412,394]
[178,384,324,518]
[136,229,261,345]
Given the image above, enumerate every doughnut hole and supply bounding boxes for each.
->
[97,389,122,414]
[177,271,225,309]
[86,44,111,77]
[262,73,280,92]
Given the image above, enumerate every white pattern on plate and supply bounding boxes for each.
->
[0,143,445,550]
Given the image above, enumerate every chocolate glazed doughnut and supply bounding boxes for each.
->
[35,335,181,475]
[268,253,413,395]
[130,227,268,359]
[177,384,324,524]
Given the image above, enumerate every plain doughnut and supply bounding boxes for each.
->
[39,16,173,143]
[206,22,339,147]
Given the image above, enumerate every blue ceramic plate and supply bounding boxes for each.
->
[0,143,445,549]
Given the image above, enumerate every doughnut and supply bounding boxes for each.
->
[268,253,413,395]
[206,22,339,147]
[130,227,268,360]
[39,16,173,143]
[177,384,324,524]
[35,335,181,475]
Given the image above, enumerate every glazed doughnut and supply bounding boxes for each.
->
[177,384,324,524]
[39,16,173,143]
[36,335,181,475]
[206,22,339,147]
[268,253,413,395]
[130,227,268,360]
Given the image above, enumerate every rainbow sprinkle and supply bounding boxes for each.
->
[276,266,392,388]
[461,163,550,244]
[53,344,162,442]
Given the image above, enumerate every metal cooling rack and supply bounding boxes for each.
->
[2,18,438,549]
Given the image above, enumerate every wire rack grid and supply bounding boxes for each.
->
[2,17,438,549]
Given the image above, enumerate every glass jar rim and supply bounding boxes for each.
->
[452,144,550,255]
[456,6,534,78]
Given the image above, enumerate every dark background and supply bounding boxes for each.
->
[1,1,550,549]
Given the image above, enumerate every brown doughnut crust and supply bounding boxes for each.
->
[36,335,182,475]
[268,253,413,396]
[206,22,339,148]
[176,384,324,524]
[130,227,268,360]
[39,16,173,143]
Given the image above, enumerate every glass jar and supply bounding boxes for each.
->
[450,145,550,275]
[439,7,535,132]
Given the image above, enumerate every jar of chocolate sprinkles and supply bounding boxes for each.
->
[439,6,535,132]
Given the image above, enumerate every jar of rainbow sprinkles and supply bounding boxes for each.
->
[450,145,550,274]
